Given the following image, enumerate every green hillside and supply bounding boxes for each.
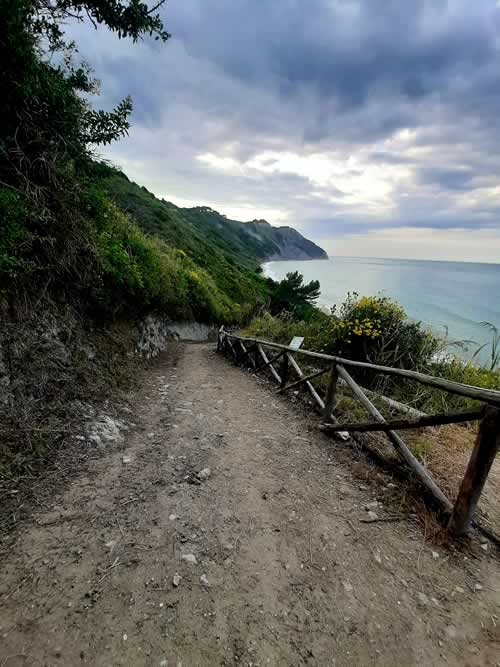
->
[94,163,327,321]
[96,165,269,314]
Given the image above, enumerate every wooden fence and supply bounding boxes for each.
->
[217,327,500,538]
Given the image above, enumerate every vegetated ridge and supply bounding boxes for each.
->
[101,165,328,264]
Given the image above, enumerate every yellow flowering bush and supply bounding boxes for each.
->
[245,292,441,371]
[323,292,440,369]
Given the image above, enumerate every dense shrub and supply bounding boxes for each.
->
[0,2,269,325]
[327,293,441,369]
[243,293,500,412]
[267,271,321,319]
[245,293,440,369]
[94,203,238,322]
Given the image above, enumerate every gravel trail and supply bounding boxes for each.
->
[1,343,499,666]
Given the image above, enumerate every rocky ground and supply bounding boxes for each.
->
[0,343,499,666]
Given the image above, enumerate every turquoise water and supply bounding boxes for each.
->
[264,256,500,366]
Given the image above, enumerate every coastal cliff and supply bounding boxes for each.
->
[245,219,328,261]
[103,169,328,264]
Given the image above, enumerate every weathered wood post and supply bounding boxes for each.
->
[280,353,289,389]
[217,326,224,353]
[323,364,339,422]
[235,340,242,365]
[448,405,500,537]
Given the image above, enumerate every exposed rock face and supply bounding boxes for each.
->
[136,316,216,358]
[244,219,328,261]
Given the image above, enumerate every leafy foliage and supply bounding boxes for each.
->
[243,292,500,412]
[247,292,440,369]
[0,0,172,297]
[96,164,271,313]
[0,0,260,324]
[327,293,441,369]
[31,0,170,47]
[471,322,500,371]
[267,271,321,319]
[94,203,237,322]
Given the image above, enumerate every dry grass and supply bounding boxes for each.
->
[0,296,141,484]
[334,385,500,538]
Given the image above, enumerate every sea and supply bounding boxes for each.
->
[263,256,500,367]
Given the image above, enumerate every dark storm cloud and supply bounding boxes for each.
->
[166,0,499,134]
[416,167,477,191]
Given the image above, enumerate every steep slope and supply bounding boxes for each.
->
[244,219,328,260]
[100,166,328,269]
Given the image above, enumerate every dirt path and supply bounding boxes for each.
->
[1,343,499,666]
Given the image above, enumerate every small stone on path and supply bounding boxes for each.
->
[181,553,197,565]
[417,592,429,606]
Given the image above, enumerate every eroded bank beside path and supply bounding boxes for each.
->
[1,343,499,666]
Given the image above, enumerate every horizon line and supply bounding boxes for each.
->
[324,254,500,267]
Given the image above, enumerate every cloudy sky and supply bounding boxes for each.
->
[71,1,500,262]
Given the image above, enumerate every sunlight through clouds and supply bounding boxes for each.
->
[68,0,500,261]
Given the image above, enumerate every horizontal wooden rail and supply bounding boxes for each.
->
[227,334,500,406]
[320,407,484,433]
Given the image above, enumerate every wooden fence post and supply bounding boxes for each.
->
[323,364,339,422]
[448,405,500,536]
[226,336,237,362]
[280,353,289,389]
[337,364,452,512]
[217,326,224,353]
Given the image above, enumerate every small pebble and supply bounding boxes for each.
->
[417,592,429,606]
[181,553,197,565]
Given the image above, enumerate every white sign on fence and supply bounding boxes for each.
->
[289,336,304,350]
